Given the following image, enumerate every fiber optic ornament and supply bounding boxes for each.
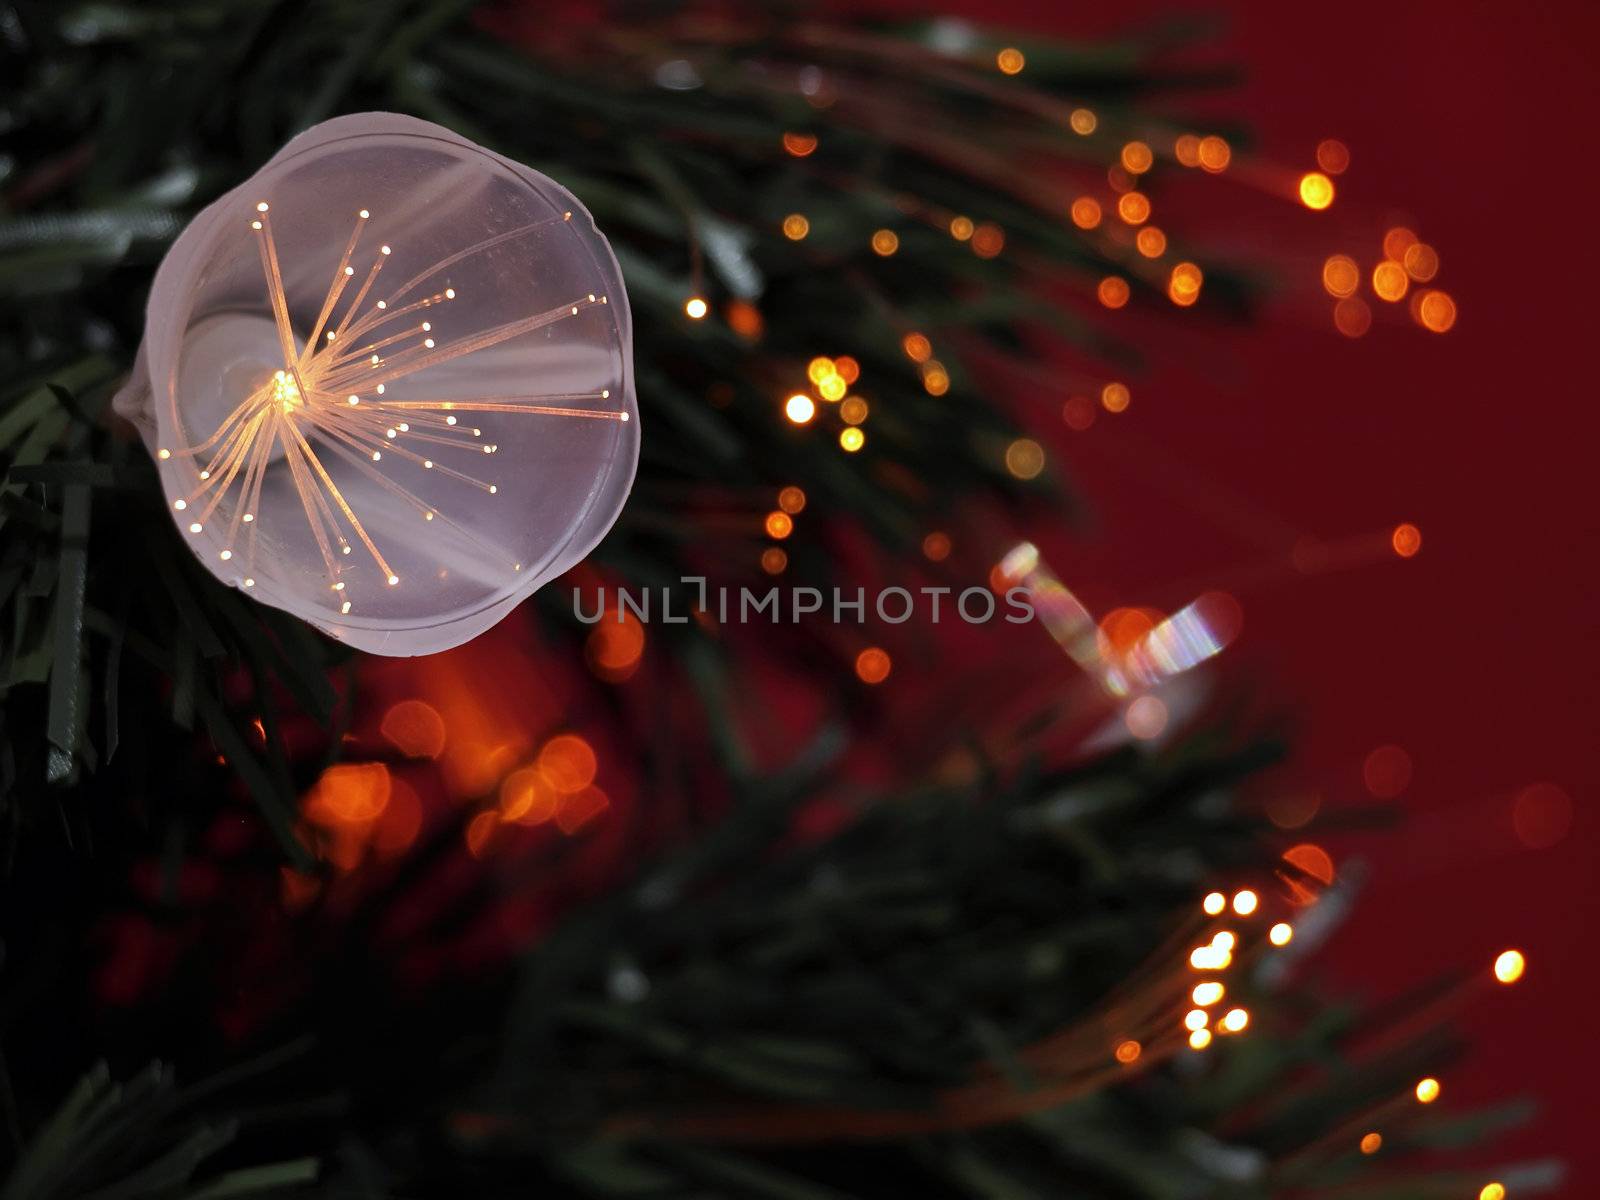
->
[114,113,637,655]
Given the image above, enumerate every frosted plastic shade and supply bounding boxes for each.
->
[114,112,638,655]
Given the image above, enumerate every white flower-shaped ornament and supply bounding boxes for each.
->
[115,112,638,655]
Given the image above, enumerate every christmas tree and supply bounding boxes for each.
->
[0,3,1552,1197]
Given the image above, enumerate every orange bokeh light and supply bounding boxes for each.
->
[923,531,952,561]
[855,647,892,684]
[1316,139,1351,175]
[1402,243,1439,281]
[1391,522,1422,558]
[307,762,391,824]
[1070,196,1102,230]
[1494,949,1526,985]
[380,699,447,759]
[538,734,597,794]
[1121,141,1154,174]
[761,547,788,574]
[1062,395,1096,429]
[1416,289,1457,332]
[725,300,763,340]
[1197,136,1231,172]
[1333,296,1372,337]
[1098,276,1130,308]
[1005,438,1044,480]
[499,765,553,823]
[1382,226,1418,262]
[1372,260,1409,302]
[585,607,645,681]
[1136,226,1167,257]
[1298,172,1335,210]
[1174,134,1201,167]
[1117,192,1151,225]
[1101,382,1131,412]
[512,770,560,825]
[765,511,794,539]
[903,332,932,362]
[1114,1039,1142,1064]
[778,485,807,513]
[1099,606,1156,655]
[1322,255,1360,298]
[971,223,1005,258]
[1168,261,1203,306]
[833,356,860,384]
[782,132,818,157]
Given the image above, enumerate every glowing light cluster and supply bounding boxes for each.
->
[785,353,871,456]
[465,731,610,856]
[1320,225,1455,336]
[1169,880,1304,1051]
[1107,870,1317,1070]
